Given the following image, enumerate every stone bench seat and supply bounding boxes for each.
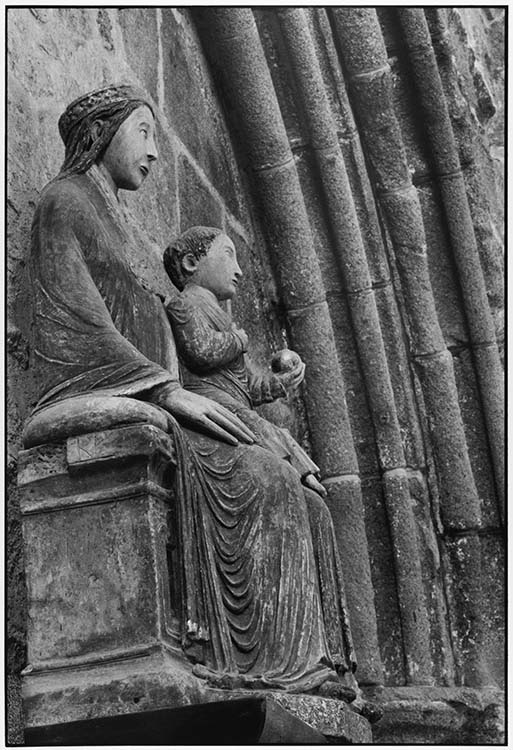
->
[22,394,173,449]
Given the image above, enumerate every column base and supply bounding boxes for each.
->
[365,685,505,744]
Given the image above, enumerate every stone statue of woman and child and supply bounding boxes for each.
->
[24,83,361,707]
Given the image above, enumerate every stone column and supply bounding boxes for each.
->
[331,7,490,686]
[194,7,383,685]
[397,7,504,512]
[276,7,432,686]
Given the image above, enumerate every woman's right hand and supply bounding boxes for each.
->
[157,386,256,446]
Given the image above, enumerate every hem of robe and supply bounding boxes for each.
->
[191,661,338,693]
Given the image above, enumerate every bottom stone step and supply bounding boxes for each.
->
[24,696,328,745]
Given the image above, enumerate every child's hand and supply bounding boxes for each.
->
[275,359,306,392]
[303,473,327,498]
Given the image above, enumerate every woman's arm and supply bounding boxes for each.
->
[32,185,254,445]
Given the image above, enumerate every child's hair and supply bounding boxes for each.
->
[164,226,224,291]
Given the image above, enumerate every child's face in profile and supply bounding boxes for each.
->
[190,234,243,301]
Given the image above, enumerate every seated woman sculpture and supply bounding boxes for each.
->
[27,84,357,699]
[162,225,326,498]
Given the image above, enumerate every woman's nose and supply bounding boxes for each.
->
[147,135,158,162]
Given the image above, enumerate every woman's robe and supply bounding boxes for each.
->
[29,165,356,692]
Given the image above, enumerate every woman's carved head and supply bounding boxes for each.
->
[57,84,155,180]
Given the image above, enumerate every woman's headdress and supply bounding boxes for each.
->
[57,84,154,178]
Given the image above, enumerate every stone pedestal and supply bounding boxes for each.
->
[18,423,208,726]
[18,423,371,743]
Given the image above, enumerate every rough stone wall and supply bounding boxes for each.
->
[445,8,504,355]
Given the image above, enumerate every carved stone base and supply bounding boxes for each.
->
[25,695,328,745]
[18,423,372,744]
[24,654,371,743]
[202,689,372,743]
[23,648,208,727]
[18,423,181,728]
[268,692,372,743]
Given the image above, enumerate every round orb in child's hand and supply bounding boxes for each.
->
[271,349,302,373]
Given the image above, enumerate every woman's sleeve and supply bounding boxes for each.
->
[31,185,177,406]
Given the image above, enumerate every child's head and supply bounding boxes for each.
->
[164,226,242,300]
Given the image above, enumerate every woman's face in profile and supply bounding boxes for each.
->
[100,105,158,191]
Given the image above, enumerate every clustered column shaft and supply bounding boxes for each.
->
[277,7,432,686]
[331,7,491,686]
[397,8,504,512]
[194,7,383,684]
[312,7,427,471]
[331,7,480,532]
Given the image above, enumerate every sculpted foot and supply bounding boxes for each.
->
[192,663,245,690]
[316,680,357,703]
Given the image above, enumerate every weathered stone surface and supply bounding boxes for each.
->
[19,427,176,671]
[118,9,159,104]
[177,155,223,229]
[263,692,372,743]
[325,475,383,686]
[22,396,172,450]
[478,533,505,688]
[413,351,481,530]
[288,302,357,476]
[8,5,505,741]
[443,534,492,687]
[160,9,248,221]
[216,689,372,743]
[25,500,162,663]
[418,183,469,347]
[381,469,432,685]
[428,9,504,358]
[325,292,380,477]
[23,651,207,727]
[366,685,504,744]
[452,349,501,528]
[254,163,326,308]
[254,8,306,146]
[373,284,426,470]
[360,476,404,686]
[228,227,283,371]
[7,674,24,744]
[25,696,328,745]
[408,472,456,686]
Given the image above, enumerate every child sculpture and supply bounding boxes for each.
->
[163,226,327,498]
